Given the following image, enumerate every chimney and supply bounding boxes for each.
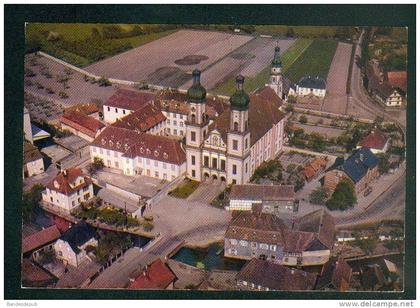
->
[235,75,245,91]
[192,69,202,86]
[63,169,67,176]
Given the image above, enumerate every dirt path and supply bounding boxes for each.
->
[321,42,353,114]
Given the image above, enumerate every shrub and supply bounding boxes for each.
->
[299,115,308,124]
[59,91,69,99]
[143,221,154,232]
[25,79,34,86]
[35,82,44,89]
[45,87,55,94]
[98,76,111,87]
[88,157,105,174]
[25,68,36,77]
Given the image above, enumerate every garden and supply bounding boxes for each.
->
[168,178,200,199]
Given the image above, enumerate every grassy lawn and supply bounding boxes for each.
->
[168,178,200,199]
[211,38,313,96]
[255,25,339,38]
[26,23,177,67]
[284,39,338,84]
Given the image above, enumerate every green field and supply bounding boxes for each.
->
[255,25,341,38]
[25,23,177,67]
[211,38,313,96]
[284,39,338,84]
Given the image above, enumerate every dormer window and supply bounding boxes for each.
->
[53,180,59,189]
[163,153,168,159]
[124,143,129,151]
[116,141,121,149]
[140,147,144,154]
[109,140,113,147]
[101,138,106,145]
[154,150,159,157]
[146,149,151,155]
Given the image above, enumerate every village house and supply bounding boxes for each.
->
[42,168,94,213]
[289,76,327,98]
[53,221,97,267]
[129,258,177,290]
[224,207,335,266]
[90,126,186,181]
[303,156,329,181]
[184,67,286,185]
[60,110,105,142]
[367,61,406,107]
[21,258,58,288]
[23,141,44,178]
[22,224,61,257]
[316,258,353,291]
[226,184,297,213]
[103,88,156,123]
[236,258,317,291]
[323,147,379,193]
[357,128,391,154]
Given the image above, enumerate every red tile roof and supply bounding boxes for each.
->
[22,258,56,286]
[387,71,407,92]
[317,258,353,291]
[46,168,93,195]
[129,259,176,289]
[65,103,99,115]
[105,89,156,110]
[253,86,283,108]
[112,102,166,132]
[358,129,389,151]
[23,141,43,164]
[92,126,186,165]
[303,156,328,180]
[22,225,61,254]
[60,110,105,138]
[53,216,73,233]
[230,184,295,201]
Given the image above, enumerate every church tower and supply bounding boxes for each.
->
[185,69,209,181]
[226,75,251,185]
[269,45,283,98]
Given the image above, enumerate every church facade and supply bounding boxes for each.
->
[185,48,287,185]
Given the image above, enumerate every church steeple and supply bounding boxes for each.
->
[269,45,283,98]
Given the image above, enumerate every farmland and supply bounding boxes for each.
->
[254,25,355,39]
[284,39,338,84]
[25,23,177,67]
[84,30,253,87]
[182,37,296,91]
[211,38,313,95]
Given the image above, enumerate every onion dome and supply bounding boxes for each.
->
[271,46,282,67]
[229,75,250,111]
[187,69,207,103]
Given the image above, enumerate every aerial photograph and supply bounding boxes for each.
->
[21,23,407,292]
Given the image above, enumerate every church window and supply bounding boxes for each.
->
[204,156,209,167]
[191,155,196,166]
[245,138,248,149]
[232,164,237,175]
[192,170,196,177]
[221,160,226,171]
[233,140,238,151]
[233,122,239,132]
[191,131,196,142]
[212,158,217,169]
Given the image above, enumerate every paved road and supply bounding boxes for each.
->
[335,170,406,227]
[87,220,229,289]
[348,30,406,129]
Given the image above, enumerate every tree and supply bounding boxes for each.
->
[308,133,326,152]
[309,187,330,205]
[285,103,294,112]
[378,154,391,174]
[22,184,45,222]
[299,115,308,124]
[98,76,111,87]
[286,27,295,38]
[325,180,357,211]
[88,157,105,174]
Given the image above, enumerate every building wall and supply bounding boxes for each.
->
[296,86,326,98]
[24,109,33,144]
[25,158,44,177]
[224,238,285,263]
[385,91,404,107]
[42,183,94,213]
[103,105,133,123]
[162,111,187,138]
[90,145,186,181]
[54,238,97,267]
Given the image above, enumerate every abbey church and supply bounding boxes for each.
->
[185,47,286,185]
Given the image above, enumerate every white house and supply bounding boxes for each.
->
[54,221,97,267]
[290,76,327,98]
[42,168,94,213]
[90,126,187,181]
[23,141,44,178]
[103,88,156,123]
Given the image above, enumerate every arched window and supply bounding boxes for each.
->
[234,122,239,132]
[191,114,196,124]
